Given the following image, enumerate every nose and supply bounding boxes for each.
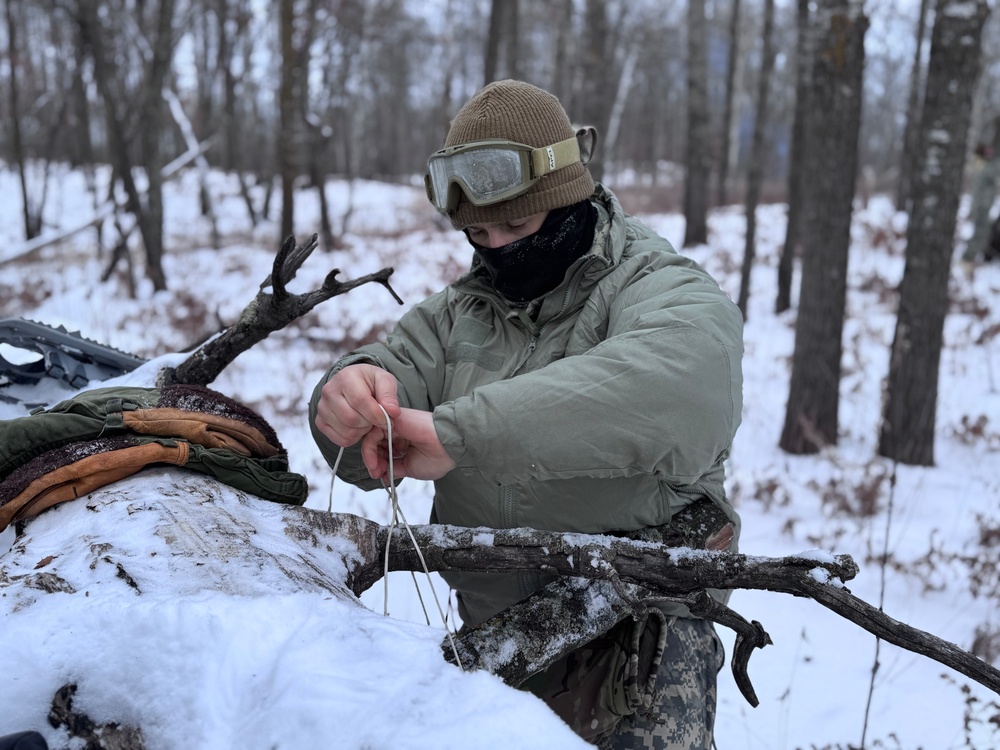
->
[481,228,518,248]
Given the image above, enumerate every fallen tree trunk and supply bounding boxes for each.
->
[0,140,213,267]
[9,473,994,705]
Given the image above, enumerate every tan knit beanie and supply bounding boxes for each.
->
[441,80,596,229]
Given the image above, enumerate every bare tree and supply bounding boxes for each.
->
[73,0,178,292]
[5,0,41,240]
[716,0,742,208]
[683,0,710,247]
[4,1,74,242]
[550,0,576,102]
[776,0,812,314]
[779,0,867,455]
[577,0,614,183]
[278,0,299,243]
[213,0,267,228]
[483,0,518,85]
[895,0,931,213]
[141,0,178,292]
[878,0,991,466]
[736,0,776,321]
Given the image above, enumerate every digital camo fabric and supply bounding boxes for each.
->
[597,618,723,750]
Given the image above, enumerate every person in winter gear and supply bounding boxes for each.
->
[962,115,1000,263]
[310,80,744,749]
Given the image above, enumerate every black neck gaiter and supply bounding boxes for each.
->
[469,200,597,305]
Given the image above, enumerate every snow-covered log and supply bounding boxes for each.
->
[4,466,997,750]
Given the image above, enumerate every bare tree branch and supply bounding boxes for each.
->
[160,234,403,386]
[278,491,1000,701]
[365,519,1000,699]
[0,140,212,266]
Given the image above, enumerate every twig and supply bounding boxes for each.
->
[861,461,898,748]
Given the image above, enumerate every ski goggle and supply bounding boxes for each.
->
[424,136,581,213]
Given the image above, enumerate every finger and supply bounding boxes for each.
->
[361,429,387,479]
[317,380,371,441]
[370,369,401,419]
[343,386,390,434]
[390,438,408,461]
[313,412,361,448]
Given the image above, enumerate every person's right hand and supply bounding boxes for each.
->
[313,364,401,448]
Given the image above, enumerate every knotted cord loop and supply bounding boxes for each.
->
[328,407,464,670]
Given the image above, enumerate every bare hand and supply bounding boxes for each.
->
[361,407,456,482]
[314,364,401,448]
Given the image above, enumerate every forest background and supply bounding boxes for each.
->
[2,0,1000,748]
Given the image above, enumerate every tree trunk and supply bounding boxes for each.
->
[602,28,643,172]
[483,0,518,85]
[963,117,1000,262]
[135,0,176,293]
[4,472,998,718]
[717,0,742,208]
[483,0,503,85]
[278,0,298,243]
[895,0,931,213]
[551,0,575,102]
[75,3,152,290]
[736,0,776,322]
[878,0,991,466]
[69,23,98,183]
[5,0,46,241]
[683,0,711,247]
[779,0,867,455]
[776,0,812,314]
[504,0,519,81]
[578,0,613,183]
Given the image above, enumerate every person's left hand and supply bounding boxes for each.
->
[361,407,456,482]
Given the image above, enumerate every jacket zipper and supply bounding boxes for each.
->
[499,482,535,598]
[509,255,601,376]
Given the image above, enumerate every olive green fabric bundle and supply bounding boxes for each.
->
[0,384,307,531]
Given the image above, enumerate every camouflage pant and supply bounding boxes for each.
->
[596,618,724,750]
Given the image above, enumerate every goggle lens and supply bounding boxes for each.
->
[427,146,527,211]
[425,136,580,213]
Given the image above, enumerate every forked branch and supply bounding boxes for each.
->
[282,492,1000,704]
[161,234,402,386]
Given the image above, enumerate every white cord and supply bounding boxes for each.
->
[327,408,463,668]
[328,445,344,513]
[376,404,464,670]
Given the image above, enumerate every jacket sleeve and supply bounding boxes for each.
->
[433,248,744,487]
[309,292,455,490]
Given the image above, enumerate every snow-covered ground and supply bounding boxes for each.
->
[1,163,998,749]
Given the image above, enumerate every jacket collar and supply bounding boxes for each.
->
[454,184,625,318]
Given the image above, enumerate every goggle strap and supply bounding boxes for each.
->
[529,136,581,178]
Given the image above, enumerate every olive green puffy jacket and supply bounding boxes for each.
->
[310,185,743,626]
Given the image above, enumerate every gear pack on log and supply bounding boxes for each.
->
[0,384,308,532]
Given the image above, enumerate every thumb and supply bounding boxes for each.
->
[371,369,401,419]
